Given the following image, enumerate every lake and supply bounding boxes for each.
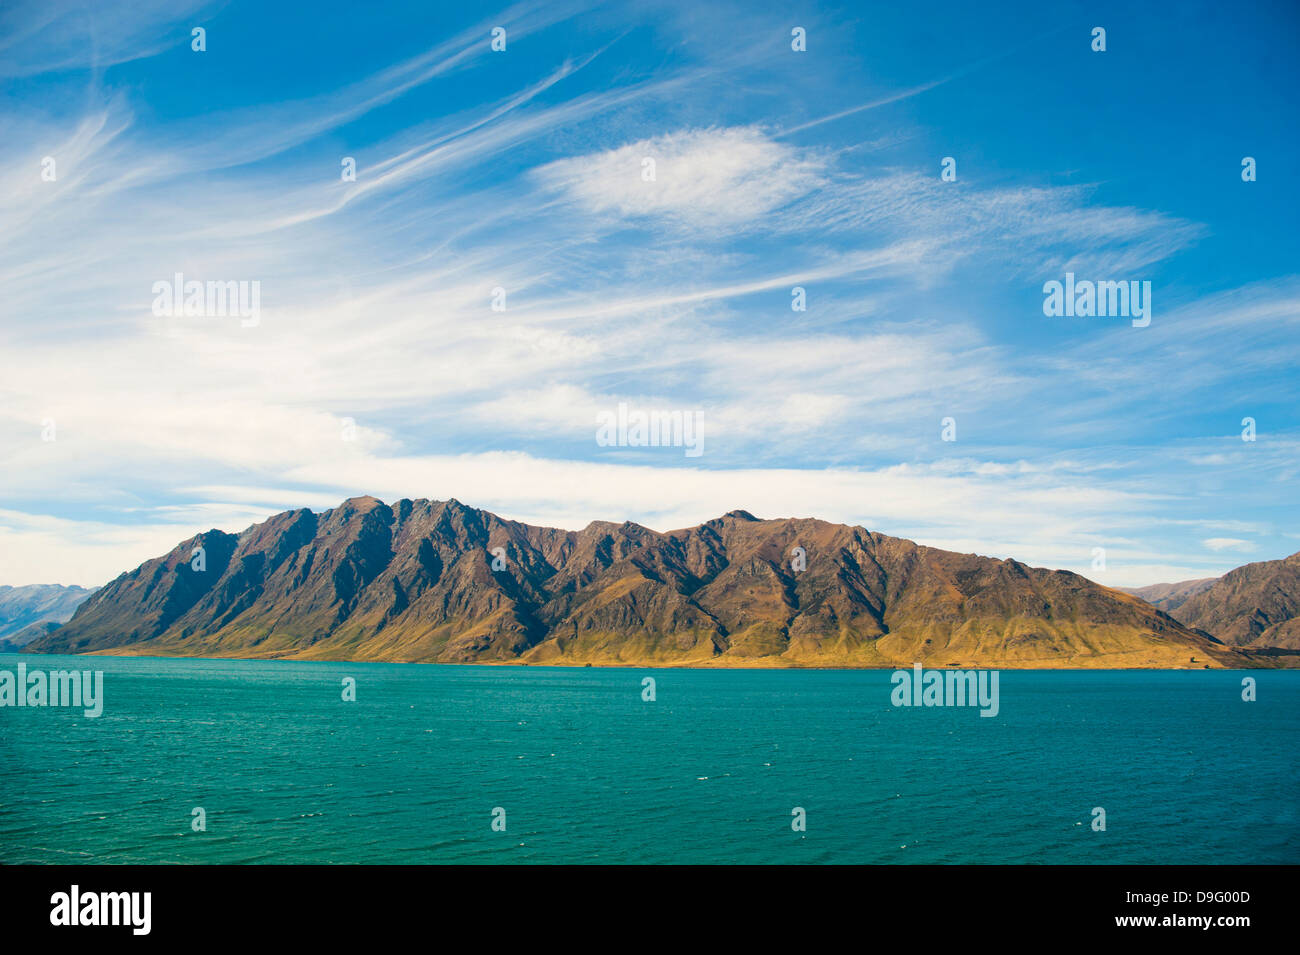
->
[1,653,1296,864]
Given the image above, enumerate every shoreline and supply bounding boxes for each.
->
[5,648,1292,671]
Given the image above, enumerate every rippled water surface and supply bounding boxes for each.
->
[2,654,1296,863]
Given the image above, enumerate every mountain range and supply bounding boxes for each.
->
[1124,552,1300,651]
[1118,578,1219,615]
[22,496,1285,668]
[0,584,96,651]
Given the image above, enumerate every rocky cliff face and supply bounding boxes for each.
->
[26,497,1255,668]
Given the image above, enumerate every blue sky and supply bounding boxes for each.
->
[1,0,1297,588]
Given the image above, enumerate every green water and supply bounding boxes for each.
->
[1,653,1296,864]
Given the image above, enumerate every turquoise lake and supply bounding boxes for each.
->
[1,653,1296,864]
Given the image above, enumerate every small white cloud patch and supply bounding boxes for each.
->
[534,126,825,230]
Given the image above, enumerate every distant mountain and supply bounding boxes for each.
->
[1,620,63,652]
[0,584,96,650]
[1163,551,1300,650]
[1118,577,1219,614]
[26,497,1254,668]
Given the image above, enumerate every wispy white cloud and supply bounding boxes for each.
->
[1203,537,1255,553]
[0,0,221,77]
